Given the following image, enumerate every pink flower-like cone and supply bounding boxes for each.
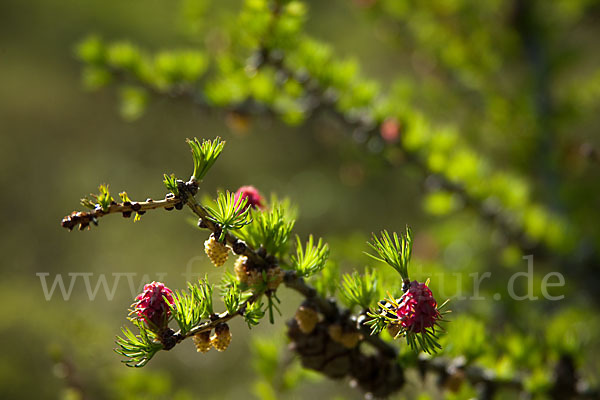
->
[234,185,265,211]
[380,117,400,143]
[132,281,174,332]
[396,280,440,334]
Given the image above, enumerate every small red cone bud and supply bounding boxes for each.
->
[234,186,265,211]
[380,117,400,143]
[211,323,232,352]
[193,331,212,353]
[205,234,229,267]
[295,305,319,334]
[396,280,440,333]
[266,266,284,290]
[132,281,174,332]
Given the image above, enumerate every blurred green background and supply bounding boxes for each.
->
[1,0,600,399]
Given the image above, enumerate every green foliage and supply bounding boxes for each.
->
[252,381,277,400]
[118,191,132,203]
[106,41,141,70]
[75,35,208,118]
[265,292,282,324]
[423,191,460,216]
[111,370,195,400]
[290,235,329,278]
[153,49,207,88]
[251,334,280,383]
[237,198,296,257]
[204,190,252,240]
[405,325,442,355]
[119,86,148,121]
[114,320,163,368]
[81,65,112,90]
[365,298,399,336]
[502,332,543,371]
[444,382,478,400]
[162,173,179,196]
[524,367,553,395]
[366,228,412,280]
[194,278,214,316]
[244,300,266,328]
[221,277,249,315]
[187,137,226,182]
[339,269,380,310]
[440,315,488,362]
[223,288,241,315]
[169,290,202,336]
[310,260,339,298]
[250,333,322,400]
[168,281,213,335]
[96,184,113,211]
[545,308,598,357]
[286,37,379,113]
[81,184,114,212]
[75,35,105,64]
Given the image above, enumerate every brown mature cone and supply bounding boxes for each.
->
[266,266,284,290]
[287,318,405,397]
[288,319,353,379]
[328,324,343,342]
[295,305,319,334]
[350,353,405,398]
[204,234,229,267]
[211,323,232,352]
[328,323,362,349]
[193,331,212,353]
[339,331,362,349]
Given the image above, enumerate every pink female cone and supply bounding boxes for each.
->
[132,281,174,331]
[396,280,440,334]
[234,185,265,211]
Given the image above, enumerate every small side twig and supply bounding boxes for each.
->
[61,196,181,231]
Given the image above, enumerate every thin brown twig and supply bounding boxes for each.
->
[61,196,181,231]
